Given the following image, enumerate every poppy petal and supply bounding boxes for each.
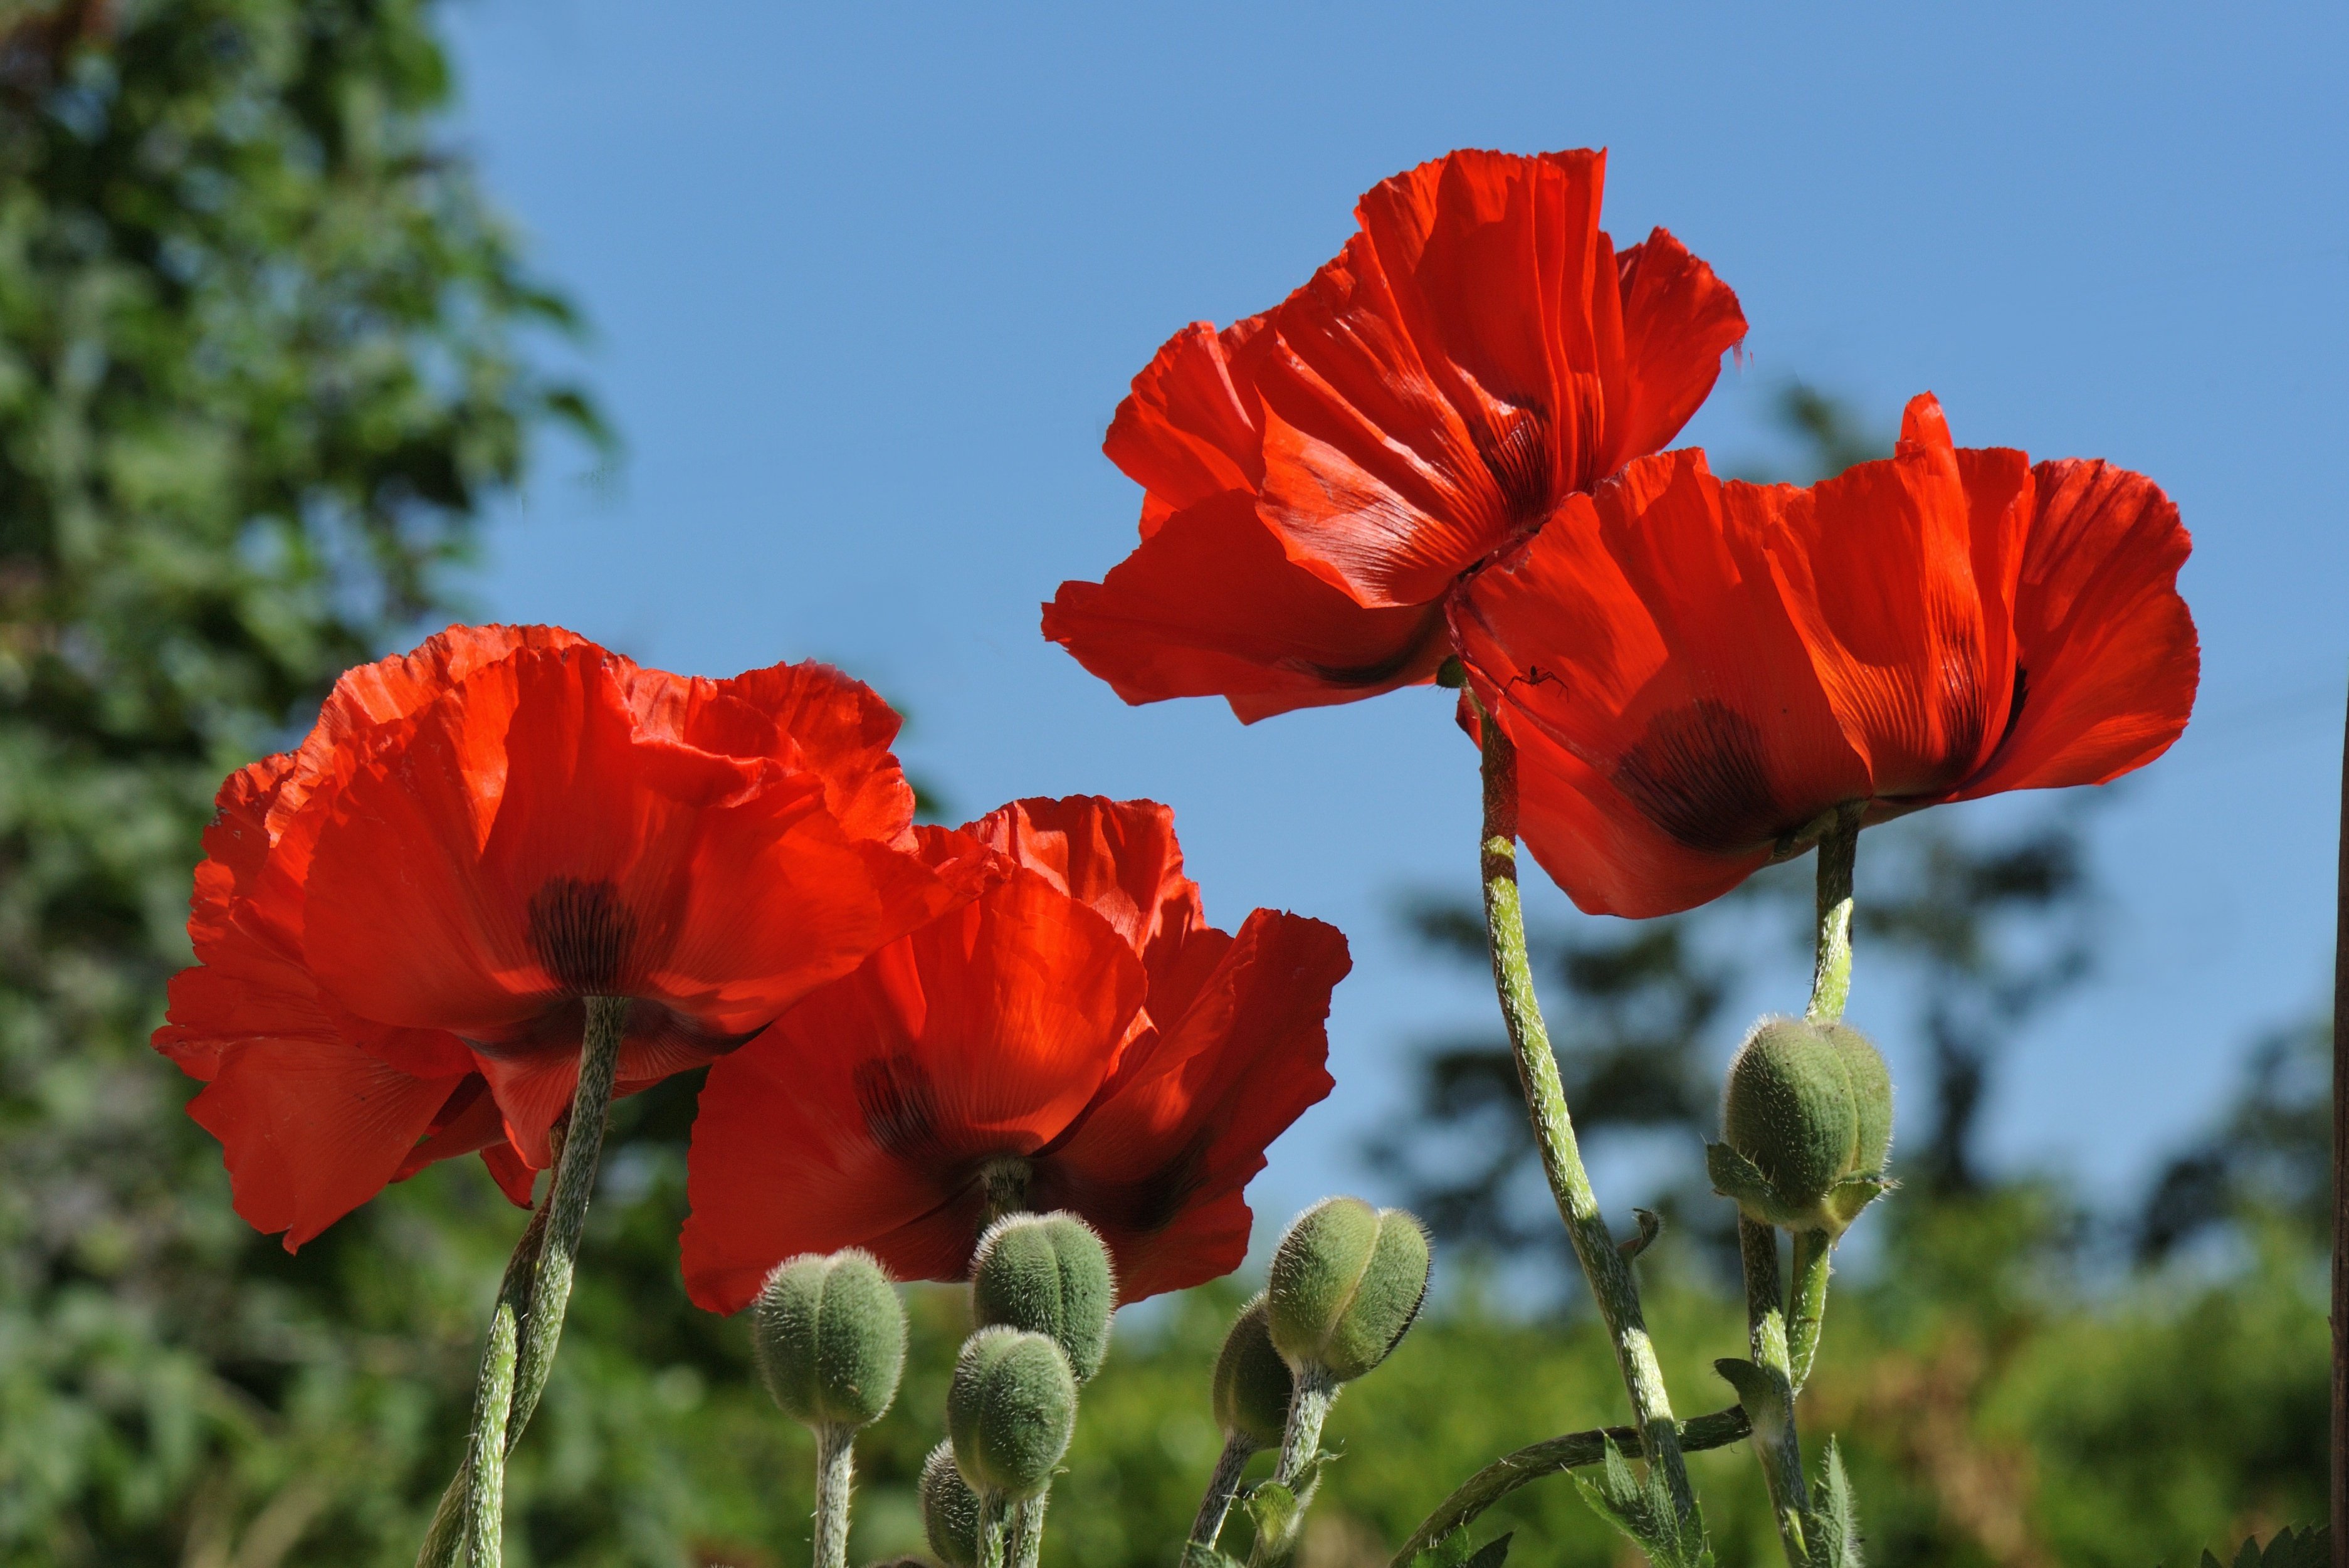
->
[1607,227,1750,468]
[1959,457,2198,796]
[679,870,1147,1308]
[1043,492,1449,721]
[1454,450,1866,913]
[964,796,1209,999]
[1763,395,2028,799]
[189,1036,466,1250]
[1040,910,1347,1301]
[1103,317,1276,532]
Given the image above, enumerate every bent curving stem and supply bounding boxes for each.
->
[1472,694,1697,1520]
[417,996,628,1568]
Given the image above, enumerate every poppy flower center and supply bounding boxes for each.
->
[527,876,639,994]
[1612,699,1790,853]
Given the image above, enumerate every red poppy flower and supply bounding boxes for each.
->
[679,796,1351,1311]
[1451,394,2199,918]
[154,624,991,1249]
[1044,148,1747,721]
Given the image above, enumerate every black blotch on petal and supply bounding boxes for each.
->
[527,877,638,994]
[1611,699,1790,853]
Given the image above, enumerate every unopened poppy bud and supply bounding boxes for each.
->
[1710,1016,1895,1238]
[919,1441,981,1568]
[969,1211,1115,1382]
[946,1326,1077,1502]
[1211,1294,1293,1448]
[750,1249,906,1431]
[1266,1196,1432,1382]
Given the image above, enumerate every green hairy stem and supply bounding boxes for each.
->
[456,1303,517,1567]
[1474,697,1696,1517]
[1805,806,1861,1024]
[1008,1493,1049,1568]
[416,996,628,1568]
[416,1196,555,1566]
[977,1497,1009,1568]
[1738,1219,1814,1566]
[1190,1434,1256,1550]
[1389,1408,1755,1566]
[813,1426,855,1568]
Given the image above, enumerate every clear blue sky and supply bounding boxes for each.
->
[440,1,2347,1232]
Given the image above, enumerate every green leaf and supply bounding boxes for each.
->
[1570,1440,1715,1568]
[1807,1439,1862,1568]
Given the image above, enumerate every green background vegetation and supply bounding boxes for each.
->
[0,2,2325,1564]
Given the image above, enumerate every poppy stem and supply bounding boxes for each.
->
[1007,1491,1049,1568]
[414,996,626,1568]
[1470,693,1697,1520]
[415,1174,555,1567]
[454,1302,515,1567]
[812,1424,855,1568]
[1189,1433,1256,1550]
[505,994,628,1444]
[1241,1364,1335,1567]
[1737,1219,1815,1568]
[977,1497,1009,1568]
[1805,804,1863,1023]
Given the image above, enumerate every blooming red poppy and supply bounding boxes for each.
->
[1044,148,1747,721]
[154,624,991,1249]
[1451,394,2199,918]
[679,796,1351,1311]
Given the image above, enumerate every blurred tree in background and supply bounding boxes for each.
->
[0,4,2325,1565]
[0,0,594,1559]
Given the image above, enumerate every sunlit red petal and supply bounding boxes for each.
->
[1040,909,1347,1300]
[1104,317,1276,532]
[1958,457,2198,796]
[1454,450,1868,913]
[679,870,1147,1311]
[189,1035,467,1251]
[1043,492,1449,722]
[1763,396,2028,801]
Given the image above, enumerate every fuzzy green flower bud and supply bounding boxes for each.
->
[946,1326,1077,1502]
[969,1211,1115,1382]
[1211,1294,1293,1448]
[1708,1016,1895,1238]
[750,1249,906,1431]
[919,1441,981,1567]
[1265,1197,1432,1382]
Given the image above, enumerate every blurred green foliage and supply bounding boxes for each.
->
[0,4,2325,1567]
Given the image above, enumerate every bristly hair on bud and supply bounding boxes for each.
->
[1265,1196,1432,1382]
[1211,1294,1293,1449]
[751,1249,907,1431]
[919,1441,981,1568]
[1707,1015,1895,1239]
[969,1210,1117,1382]
[946,1325,1078,1502]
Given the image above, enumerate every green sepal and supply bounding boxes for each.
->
[1821,1174,1895,1235]
[1705,1142,1798,1229]
[1570,1439,1715,1568]
[1807,1439,1862,1568]
[1244,1481,1301,1565]
[1711,1356,1792,1446]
